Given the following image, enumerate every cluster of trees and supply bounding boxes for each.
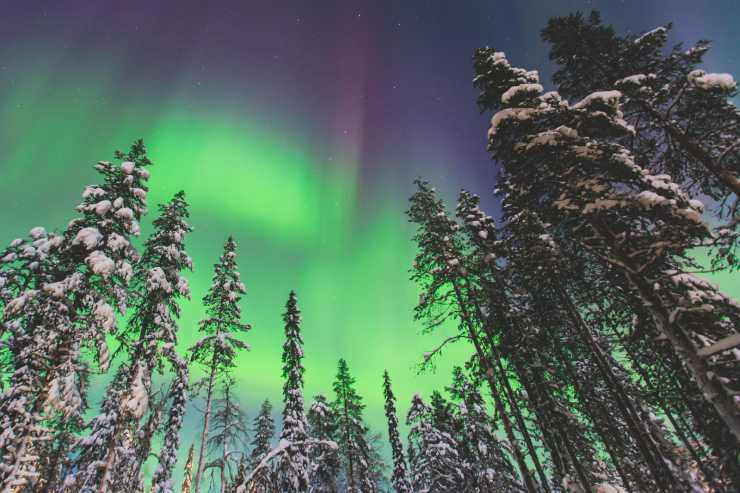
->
[1,10,737,493]
[407,11,739,493]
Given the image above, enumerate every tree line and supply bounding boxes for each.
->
[0,9,738,493]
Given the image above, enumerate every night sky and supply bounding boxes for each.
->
[1,0,738,481]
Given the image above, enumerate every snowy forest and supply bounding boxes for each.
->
[0,10,739,493]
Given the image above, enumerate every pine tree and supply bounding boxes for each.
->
[307,395,339,493]
[407,180,541,492]
[331,359,376,493]
[541,11,740,269]
[190,237,251,493]
[382,371,412,493]
[473,46,737,489]
[0,141,151,492]
[447,367,523,493]
[151,345,189,493]
[68,190,194,492]
[248,399,275,471]
[406,393,465,493]
[274,290,310,493]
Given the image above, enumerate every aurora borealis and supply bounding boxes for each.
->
[1,0,738,480]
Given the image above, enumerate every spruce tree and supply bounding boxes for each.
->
[447,367,523,493]
[151,344,189,493]
[0,141,151,492]
[408,180,541,492]
[234,399,275,493]
[541,11,740,269]
[307,395,339,493]
[189,237,251,493]
[382,371,412,493]
[473,46,738,489]
[69,190,193,492]
[274,290,310,493]
[406,393,466,493]
[331,358,376,493]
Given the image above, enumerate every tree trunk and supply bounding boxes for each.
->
[451,281,539,493]
[194,358,217,493]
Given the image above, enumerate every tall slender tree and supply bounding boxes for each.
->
[331,359,376,493]
[189,237,251,493]
[382,371,412,493]
[307,395,339,493]
[274,291,310,493]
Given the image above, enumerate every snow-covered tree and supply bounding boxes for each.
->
[407,180,541,492]
[0,140,151,492]
[331,359,376,493]
[382,371,411,493]
[447,367,523,493]
[151,344,189,493]
[406,393,466,493]
[474,44,740,448]
[67,190,193,492]
[190,237,251,493]
[306,395,339,493]
[233,399,275,493]
[274,290,310,493]
[542,12,739,213]
[247,399,275,471]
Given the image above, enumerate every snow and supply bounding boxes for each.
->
[147,267,173,294]
[29,227,46,239]
[94,301,117,331]
[501,83,543,104]
[94,200,112,216]
[488,108,540,138]
[43,281,67,298]
[115,207,134,220]
[634,26,667,44]
[478,230,488,240]
[107,233,129,252]
[636,190,674,209]
[73,227,102,250]
[689,71,736,91]
[86,251,116,277]
[122,365,149,419]
[121,161,135,174]
[572,90,622,111]
[617,74,648,86]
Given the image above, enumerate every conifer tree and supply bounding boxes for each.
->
[237,399,275,493]
[190,237,251,493]
[0,141,151,492]
[406,393,466,493]
[382,371,412,493]
[307,395,339,493]
[331,359,376,493]
[542,12,739,203]
[473,45,740,446]
[447,367,523,493]
[274,291,310,493]
[68,190,193,492]
[151,345,190,493]
[248,399,275,471]
[408,180,541,492]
